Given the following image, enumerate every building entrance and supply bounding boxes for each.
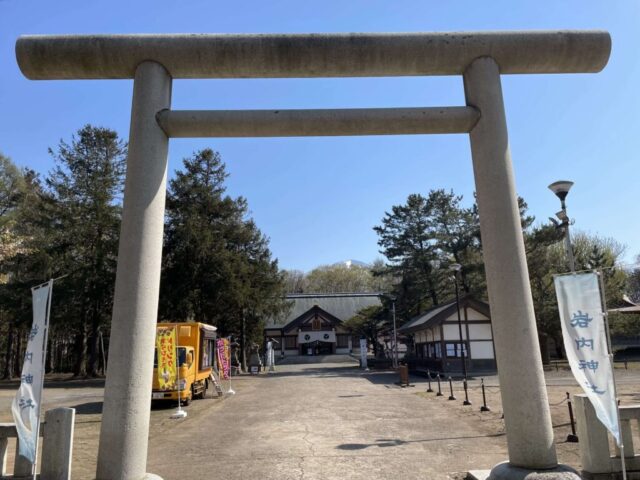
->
[301,341,334,356]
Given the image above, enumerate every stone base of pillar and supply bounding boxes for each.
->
[142,474,163,480]
[468,462,581,480]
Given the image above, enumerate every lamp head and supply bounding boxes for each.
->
[548,180,574,202]
[555,210,569,222]
[449,263,462,273]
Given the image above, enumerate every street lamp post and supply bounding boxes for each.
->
[390,298,398,368]
[548,180,576,273]
[450,264,469,382]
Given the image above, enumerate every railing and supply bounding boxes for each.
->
[0,407,74,479]
[574,394,640,479]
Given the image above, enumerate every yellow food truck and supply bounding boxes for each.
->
[152,322,217,405]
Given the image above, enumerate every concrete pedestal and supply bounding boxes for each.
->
[95,61,172,480]
[470,463,581,480]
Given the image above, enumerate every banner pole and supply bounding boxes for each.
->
[31,279,53,479]
[597,271,626,480]
[227,336,235,395]
[171,325,187,419]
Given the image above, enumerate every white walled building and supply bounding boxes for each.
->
[399,296,496,374]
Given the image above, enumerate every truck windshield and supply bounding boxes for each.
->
[153,347,188,367]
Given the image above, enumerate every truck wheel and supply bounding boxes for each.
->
[182,391,191,406]
[192,381,207,399]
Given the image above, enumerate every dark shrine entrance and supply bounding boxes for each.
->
[300,340,335,356]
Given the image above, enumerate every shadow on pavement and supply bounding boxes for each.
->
[336,433,506,450]
[72,401,103,415]
[0,377,106,390]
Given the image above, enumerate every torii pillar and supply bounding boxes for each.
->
[16,30,611,479]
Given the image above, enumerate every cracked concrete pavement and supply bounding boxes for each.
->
[4,362,631,479]
[146,363,508,480]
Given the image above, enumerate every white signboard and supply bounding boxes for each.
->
[359,338,367,369]
[266,341,275,371]
[11,280,53,463]
[554,272,621,445]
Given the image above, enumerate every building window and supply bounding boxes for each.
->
[336,334,349,348]
[434,343,442,359]
[285,336,297,349]
[445,342,468,358]
[312,316,321,330]
[199,338,215,370]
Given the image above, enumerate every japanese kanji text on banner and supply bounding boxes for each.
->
[11,280,52,463]
[554,271,621,445]
[216,338,230,379]
[156,327,177,390]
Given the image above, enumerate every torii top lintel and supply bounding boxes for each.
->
[16,30,610,80]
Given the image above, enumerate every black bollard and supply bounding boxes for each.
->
[566,392,579,442]
[436,373,443,397]
[480,378,491,412]
[463,378,472,406]
[448,376,456,400]
[426,369,434,393]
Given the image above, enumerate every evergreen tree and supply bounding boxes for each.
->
[44,125,126,376]
[0,155,55,378]
[374,193,442,318]
[374,191,484,321]
[160,149,286,345]
[374,189,536,326]
[342,305,388,357]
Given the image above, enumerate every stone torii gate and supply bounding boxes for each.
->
[16,30,611,479]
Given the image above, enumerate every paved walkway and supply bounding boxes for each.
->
[147,363,508,480]
[276,354,359,365]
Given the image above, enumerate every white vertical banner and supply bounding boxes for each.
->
[359,338,368,369]
[11,279,53,464]
[554,272,621,445]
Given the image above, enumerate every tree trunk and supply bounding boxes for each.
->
[13,333,22,378]
[553,335,565,360]
[538,332,550,365]
[3,325,15,380]
[74,328,88,377]
[87,307,101,377]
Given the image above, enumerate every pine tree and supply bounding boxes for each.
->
[45,125,126,376]
[160,149,285,346]
[0,154,53,378]
[374,189,538,325]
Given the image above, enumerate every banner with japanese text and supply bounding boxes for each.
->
[554,271,620,445]
[11,280,52,463]
[157,327,177,390]
[216,338,230,379]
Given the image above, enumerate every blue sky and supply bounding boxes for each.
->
[1,1,639,272]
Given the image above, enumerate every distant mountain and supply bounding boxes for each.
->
[334,259,370,269]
